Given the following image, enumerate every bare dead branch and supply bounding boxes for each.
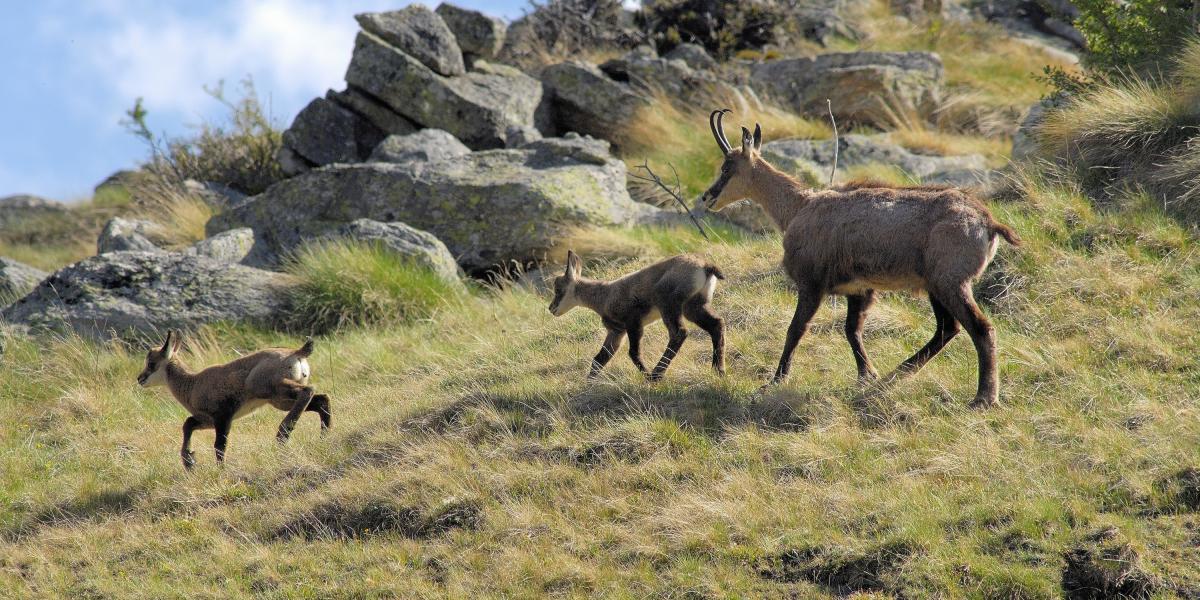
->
[631,161,710,240]
[826,98,839,187]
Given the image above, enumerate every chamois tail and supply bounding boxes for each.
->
[704,264,726,280]
[294,337,315,358]
[991,221,1022,247]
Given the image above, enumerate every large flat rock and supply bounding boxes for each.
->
[208,137,652,272]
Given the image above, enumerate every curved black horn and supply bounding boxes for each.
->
[709,109,733,155]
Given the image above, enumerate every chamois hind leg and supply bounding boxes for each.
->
[275,380,316,443]
[213,417,232,464]
[626,322,648,374]
[886,295,960,380]
[932,283,998,408]
[649,307,688,381]
[683,297,725,376]
[588,327,626,381]
[181,416,212,470]
[306,394,332,432]
[771,286,822,384]
[845,292,878,384]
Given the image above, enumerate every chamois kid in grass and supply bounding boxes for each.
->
[549,250,726,381]
[137,330,332,469]
[700,109,1020,407]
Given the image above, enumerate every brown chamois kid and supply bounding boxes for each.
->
[137,331,332,469]
[549,251,726,381]
[700,109,1020,407]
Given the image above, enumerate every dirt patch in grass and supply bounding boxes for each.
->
[1061,528,1160,600]
[275,497,483,541]
[757,539,919,595]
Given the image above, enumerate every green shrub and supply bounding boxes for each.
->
[286,241,465,334]
[1072,0,1197,76]
[124,78,285,196]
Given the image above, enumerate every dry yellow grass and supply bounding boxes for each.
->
[3,167,1200,596]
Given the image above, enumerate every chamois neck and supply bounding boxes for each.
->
[165,360,197,404]
[748,160,812,231]
[573,279,610,313]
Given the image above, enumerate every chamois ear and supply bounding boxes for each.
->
[160,330,173,353]
[171,330,183,354]
[741,126,753,152]
[566,250,582,278]
[753,123,762,150]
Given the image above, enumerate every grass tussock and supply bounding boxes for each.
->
[285,240,466,334]
[1034,38,1200,223]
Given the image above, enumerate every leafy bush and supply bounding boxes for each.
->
[286,240,465,334]
[1071,0,1197,76]
[124,78,285,196]
[638,0,787,59]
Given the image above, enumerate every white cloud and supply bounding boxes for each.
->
[71,0,396,120]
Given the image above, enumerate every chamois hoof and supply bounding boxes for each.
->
[181,450,196,470]
[968,395,999,410]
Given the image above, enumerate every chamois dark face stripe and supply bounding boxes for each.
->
[702,161,735,209]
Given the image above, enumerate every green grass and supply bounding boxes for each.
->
[3,166,1200,596]
[285,240,467,334]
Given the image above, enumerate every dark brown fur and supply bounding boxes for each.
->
[137,331,331,469]
[700,112,1020,406]
[549,251,726,381]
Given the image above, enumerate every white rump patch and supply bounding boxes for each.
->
[702,274,718,302]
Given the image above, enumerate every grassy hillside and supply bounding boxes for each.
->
[4,163,1200,596]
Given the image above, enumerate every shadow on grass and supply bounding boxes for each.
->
[5,486,144,542]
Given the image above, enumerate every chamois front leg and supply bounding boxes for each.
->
[771,287,822,385]
[588,328,626,381]
[649,308,688,381]
[181,416,211,470]
[276,381,316,443]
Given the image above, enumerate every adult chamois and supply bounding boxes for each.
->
[699,109,1020,407]
[137,331,332,469]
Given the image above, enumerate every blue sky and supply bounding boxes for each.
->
[0,0,533,201]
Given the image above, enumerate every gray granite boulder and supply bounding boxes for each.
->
[346,31,541,149]
[326,87,421,138]
[323,219,463,285]
[752,52,944,126]
[435,3,506,62]
[208,138,652,272]
[0,194,65,229]
[761,135,989,186]
[663,43,716,71]
[97,218,165,254]
[355,5,465,77]
[2,251,294,340]
[369,129,471,164]
[538,61,650,144]
[1011,100,1050,161]
[281,97,385,170]
[183,228,257,264]
[0,258,47,302]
